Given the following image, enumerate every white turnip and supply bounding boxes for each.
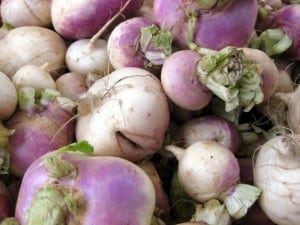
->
[0,0,52,27]
[12,63,56,96]
[64,0,133,77]
[0,26,67,79]
[0,71,17,121]
[76,67,170,162]
[253,134,300,225]
[15,141,156,225]
[166,141,261,219]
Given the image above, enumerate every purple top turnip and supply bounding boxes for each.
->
[5,88,76,177]
[153,0,258,50]
[107,16,174,72]
[15,141,156,225]
[51,0,144,40]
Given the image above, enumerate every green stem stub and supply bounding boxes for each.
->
[140,24,174,67]
[0,122,14,148]
[250,28,293,56]
[191,199,231,225]
[26,185,85,225]
[220,183,261,219]
[195,45,264,112]
[44,141,93,179]
[18,87,37,112]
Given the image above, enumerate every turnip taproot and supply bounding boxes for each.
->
[166,141,261,219]
[253,134,300,225]
[5,88,76,177]
[15,141,156,225]
[76,67,170,162]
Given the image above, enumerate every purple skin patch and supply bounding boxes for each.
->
[53,0,144,40]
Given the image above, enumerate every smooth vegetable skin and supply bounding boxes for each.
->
[51,0,144,40]
[15,142,156,225]
[76,67,170,162]
[0,180,12,221]
[153,0,258,50]
[253,134,300,225]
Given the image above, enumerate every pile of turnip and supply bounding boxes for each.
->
[1,0,300,224]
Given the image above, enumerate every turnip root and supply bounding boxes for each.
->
[0,71,17,121]
[107,16,173,72]
[0,26,67,79]
[55,72,88,102]
[172,115,240,153]
[253,134,300,225]
[12,63,56,96]
[5,88,76,177]
[15,141,156,225]
[160,50,213,111]
[51,0,144,40]
[76,67,170,162]
[0,0,52,27]
[275,85,300,134]
[166,141,261,219]
[153,0,258,50]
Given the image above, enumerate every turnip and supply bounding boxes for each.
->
[12,63,56,96]
[172,115,240,153]
[107,16,174,72]
[189,45,278,112]
[253,134,300,225]
[5,88,76,177]
[0,180,12,221]
[254,4,300,60]
[0,0,52,27]
[64,0,133,77]
[275,84,300,134]
[166,141,261,219]
[153,0,258,50]
[55,72,88,102]
[51,0,144,40]
[0,71,17,121]
[160,49,213,111]
[0,26,67,79]
[15,141,156,225]
[75,67,170,162]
